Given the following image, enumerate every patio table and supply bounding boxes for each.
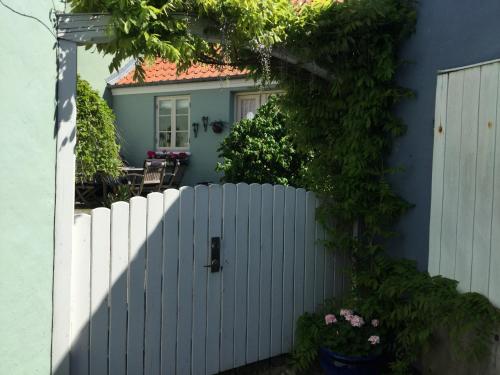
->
[122,166,144,174]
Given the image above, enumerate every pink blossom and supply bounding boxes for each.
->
[368,335,380,345]
[340,309,353,317]
[350,315,365,327]
[325,314,337,325]
[371,319,379,327]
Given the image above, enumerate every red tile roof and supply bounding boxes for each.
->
[115,58,249,86]
[114,0,324,87]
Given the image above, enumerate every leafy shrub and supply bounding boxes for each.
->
[76,77,122,181]
[217,97,306,186]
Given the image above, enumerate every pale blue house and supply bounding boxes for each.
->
[109,59,278,186]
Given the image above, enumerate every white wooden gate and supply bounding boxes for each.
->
[69,183,345,374]
[429,59,500,306]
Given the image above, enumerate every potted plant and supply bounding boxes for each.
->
[211,120,225,134]
[167,151,191,165]
[294,307,384,375]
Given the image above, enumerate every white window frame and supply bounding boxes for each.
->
[234,90,283,122]
[156,95,191,151]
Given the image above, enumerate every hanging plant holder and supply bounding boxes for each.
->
[211,120,225,134]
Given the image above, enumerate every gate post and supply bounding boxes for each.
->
[52,38,77,375]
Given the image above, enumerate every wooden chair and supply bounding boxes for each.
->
[75,174,96,205]
[161,159,187,189]
[128,159,167,196]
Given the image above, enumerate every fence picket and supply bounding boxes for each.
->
[246,184,262,363]
[160,189,180,375]
[144,193,164,375]
[127,197,147,375]
[177,187,195,374]
[233,183,250,368]
[206,184,223,375]
[259,184,274,360]
[271,185,285,356]
[109,202,129,375]
[293,189,306,339]
[71,214,91,375]
[471,65,497,295]
[90,208,111,375]
[314,198,326,310]
[304,192,316,313]
[220,184,237,371]
[192,185,209,375]
[282,186,296,351]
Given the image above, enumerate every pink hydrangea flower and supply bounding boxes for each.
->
[340,309,353,317]
[368,335,380,345]
[371,319,379,327]
[350,315,365,327]
[324,314,337,325]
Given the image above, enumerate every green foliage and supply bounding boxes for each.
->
[103,185,132,208]
[68,0,296,80]
[353,255,500,373]
[279,0,416,243]
[216,97,306,186]
[76,77,122,181]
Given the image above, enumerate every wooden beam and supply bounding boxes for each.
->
[56,13,114,45]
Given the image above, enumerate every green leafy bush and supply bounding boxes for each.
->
[217,97,306,186]
[76,77,122,181]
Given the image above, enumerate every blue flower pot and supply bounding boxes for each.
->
[319,347,382,375]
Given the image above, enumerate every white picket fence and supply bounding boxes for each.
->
[69,183,347,375]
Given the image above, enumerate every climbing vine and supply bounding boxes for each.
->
[69,0,500,372]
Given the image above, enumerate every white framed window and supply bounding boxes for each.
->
[235,91,282,122]
[156,96,191,151]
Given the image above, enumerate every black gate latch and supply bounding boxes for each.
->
[204,237,221,273]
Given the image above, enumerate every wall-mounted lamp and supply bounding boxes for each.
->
[202,116,209,132]
[192,122,199,138]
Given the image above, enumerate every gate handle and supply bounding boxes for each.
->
[204,237,221,273]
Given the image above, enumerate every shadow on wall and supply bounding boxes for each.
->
[55,40,76,148]
[53,184,340,375]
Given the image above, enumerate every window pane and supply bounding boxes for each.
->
[159,116,171,131]
[175,131,189,148]
[238,97,258,121]
[159,100,172,116]
[176,115,189,131]
[176,99,189,115]
[159,132,171,147]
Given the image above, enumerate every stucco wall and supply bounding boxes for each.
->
[0,1,60,373]
[391,0,500,270]
[113,85,256,186]
[77,47,118,102]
